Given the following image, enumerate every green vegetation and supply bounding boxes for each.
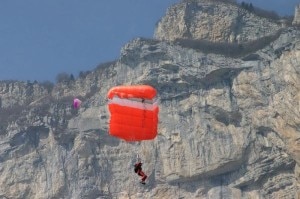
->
[239,1,287,22]
[55,72,75,84]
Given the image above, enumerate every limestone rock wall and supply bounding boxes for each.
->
[293,4,300,26]
[154,0,281,43]
[1,27,300,198]
[0,81,49,108]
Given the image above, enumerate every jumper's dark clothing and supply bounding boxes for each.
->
[134,162,147,182]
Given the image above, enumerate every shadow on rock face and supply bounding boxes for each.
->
[9,125,50,148]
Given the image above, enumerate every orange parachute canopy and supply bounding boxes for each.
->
[107,85,159,141]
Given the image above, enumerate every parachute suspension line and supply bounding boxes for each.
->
[139,142,144,162]
[136,145,142,162]
[138,98,146,162]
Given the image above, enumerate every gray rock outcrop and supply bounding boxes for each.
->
[293,4,300,26]
[154,0,281,43]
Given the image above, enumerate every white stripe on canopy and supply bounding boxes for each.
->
[108,97,158,110]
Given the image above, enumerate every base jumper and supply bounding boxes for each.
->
[134,161,147,184]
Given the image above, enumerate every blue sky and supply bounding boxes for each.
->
[0,0,297,82]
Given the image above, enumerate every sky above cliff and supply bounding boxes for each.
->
[0,0,297,82]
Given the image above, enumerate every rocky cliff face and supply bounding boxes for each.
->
[0,1,300,199]
[154,0,281,43]
[293,4,300,26]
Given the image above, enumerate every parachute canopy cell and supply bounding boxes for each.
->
[107,85,159,142]
[73,98,82,109]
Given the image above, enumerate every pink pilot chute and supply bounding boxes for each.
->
[73,98,82,109]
